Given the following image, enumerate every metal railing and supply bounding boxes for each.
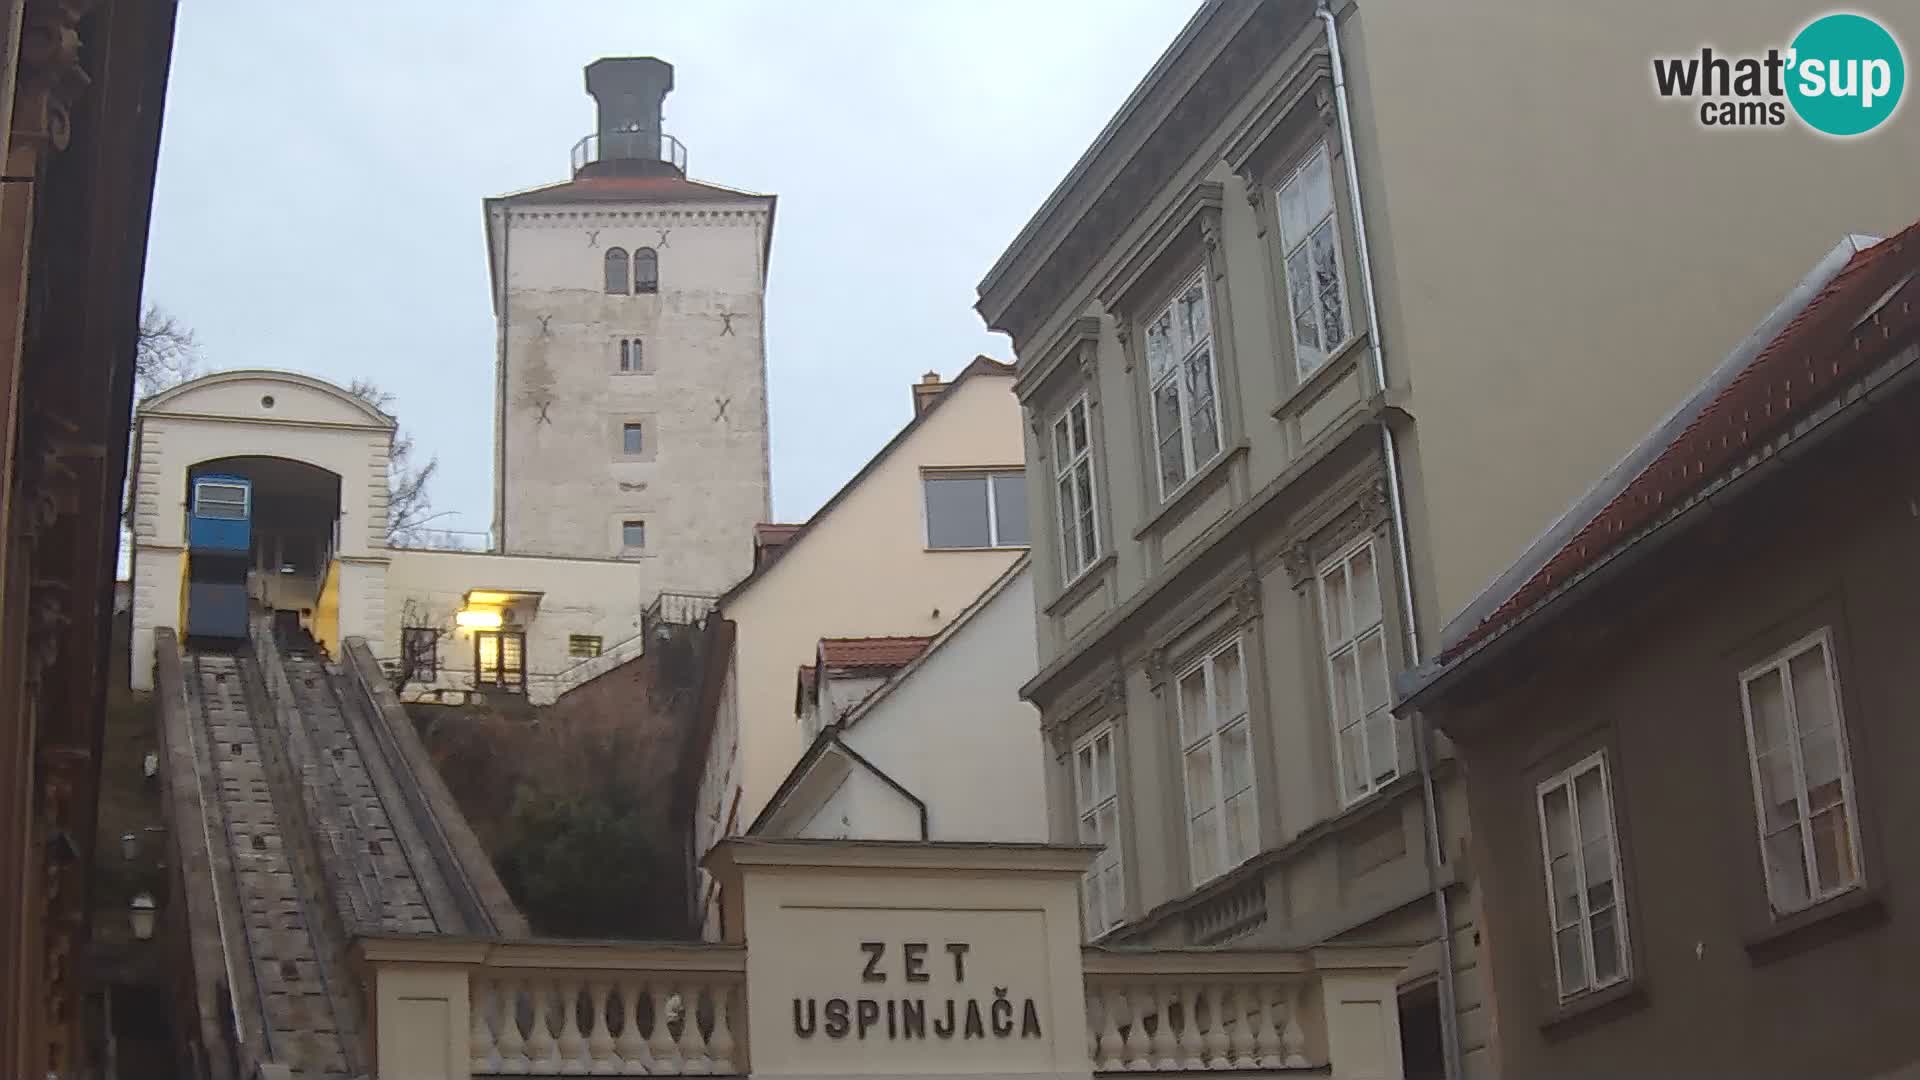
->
[571,130,688,174]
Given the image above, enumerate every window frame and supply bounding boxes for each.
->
[634,246,659,294]
[1736,627,1866,918]
[1317,534,1398,805]
[1142,268,1225,503]
[472,630,526,693]
[1273,141,1353,380]
[618,337,643,373]
[1071,723,1126,936]
[1534,751,1632,1002]
[603,247,631,295]
[921,469,1028,550]
[400,626,439,681]
[193,479,250,521]
[568,634,604,660]
[620,519,646,550]
[1174,636,1258,887]
[622,422,645,456]
[1051,393,1102,585]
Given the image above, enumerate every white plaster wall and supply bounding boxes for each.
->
[838,565,1047,842]
[795,771,922,842]
[493,197,772,601]
[383,548,650,705]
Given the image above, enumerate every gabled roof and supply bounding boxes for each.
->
[718,355,1016,605]
[1403,222,1920,705]
[818,636,933,670]
[490,174,770,206]
[745,726,928,841]
[837,557,1030,732]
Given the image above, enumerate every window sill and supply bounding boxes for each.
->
[924,544,1031,554]
[1743,885,1886,966]
[1538,979,1648,1041]
[1271,331,1369,421]
[1044,552,1117,617]
[1133,441,1248,541]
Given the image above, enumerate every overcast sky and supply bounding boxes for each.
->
[143,1,1201,535]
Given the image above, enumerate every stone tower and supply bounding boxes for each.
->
[484,57,774,597]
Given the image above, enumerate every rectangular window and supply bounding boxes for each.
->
[400,627,438,681]
[923,471,1028,549]
[474,630,525,692]
[1738,629,1863,916]
[568,634,603,659]
[1320,537,1396,804]
[1536,752,1630,1000]
[1072,725,1124,935]
[1176,638,1256,886]
[194,481,248,520]
[1276,143,1350,378]
[1144,270,1222,499]
[621,520,646,549]
[1052,395,1101,582]
[618,338,643,372]
[622,423,645,455]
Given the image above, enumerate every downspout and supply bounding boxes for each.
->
[1315,5,1463,1079]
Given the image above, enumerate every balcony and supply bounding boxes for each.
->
[571,129,689,177]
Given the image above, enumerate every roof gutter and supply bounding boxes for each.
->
[1316,6,1459,1079]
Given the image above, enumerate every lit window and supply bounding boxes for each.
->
[619,338,643,372]
[621,520,646,549]
[622,423,644,456]
[1276,143,1351,378]
[1073,725,1125,935]
[604,247,630,294]
[568,634,604,659]
[1052,395,1100,582]
[1537,752,1630,1000]
[1738,629,1863,916]
[634,247,659,294]
[1176,638,1256,885]
[1319,536,1396,804]
[1144,271,1222,499]
[923,471,1026,549]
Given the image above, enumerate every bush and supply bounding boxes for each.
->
[495,788,686,939]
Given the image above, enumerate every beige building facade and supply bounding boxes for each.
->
[977,3,1918,1078]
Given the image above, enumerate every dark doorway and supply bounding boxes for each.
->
[1399,981,1445,1080]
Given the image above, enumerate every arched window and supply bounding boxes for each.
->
[634,247,659,294]
[604,247,630,294]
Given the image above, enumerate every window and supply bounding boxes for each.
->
[618,337,643,372]
[401,627,438,681]
[1052,395,1100,582]
[1073,725,1125,935]
[474,630,525,692]
[1144,271,1222,499]
[622,423,645,455]
[604,247,630,294]
[621,519,646,549]
[634,247,658,293]
[568,634,604,659]
[1738,629,1863,916]
[1276,143,1350,378]
[1319,537,1395,803]
[923,471,1027,549]
[1536,752,1630,1000]
[1176,638,1256,885]
[194,480,248,520]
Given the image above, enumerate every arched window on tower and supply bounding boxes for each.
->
[634,247,659,294]
[604,247,630,294]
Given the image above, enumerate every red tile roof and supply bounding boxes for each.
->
[1440,221,1920,664]
[496,174,767,206]
[817,636,934,670]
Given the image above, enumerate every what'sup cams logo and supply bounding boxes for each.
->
[1653,12,1905,136]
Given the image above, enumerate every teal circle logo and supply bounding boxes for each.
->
[1787,13,1905,136]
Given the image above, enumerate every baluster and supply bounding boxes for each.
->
[1094,988,1124,1070]
[708,983,736,1072]
[1119,985,1151,1069]
[679,983,712,1074]
[647,983,683,1074]
[557,978,589,1073]
[1178,984,1206,1070]
[1281,986,1309,1068]
[527,979,560,1073]
[1251,983,1283,1068]
[1148,983,1177,1070]
[471,977,500,1074]
[497,977,531,1074]
[1222,984,1254,1067]
[1204,985,1231,1068]
[587,981,617,1074]
[614,979,649,1072]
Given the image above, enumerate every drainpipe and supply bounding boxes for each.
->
[1315,5,1463,1079]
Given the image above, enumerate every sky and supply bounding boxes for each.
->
[142,1,1202,535]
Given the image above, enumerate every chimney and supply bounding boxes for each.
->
[912,371,946,416]
[577,57,682,179]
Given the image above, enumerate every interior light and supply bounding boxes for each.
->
[455,609,504,630]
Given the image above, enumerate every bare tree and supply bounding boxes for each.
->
[135,304,199,397]
[346,377,444,542]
